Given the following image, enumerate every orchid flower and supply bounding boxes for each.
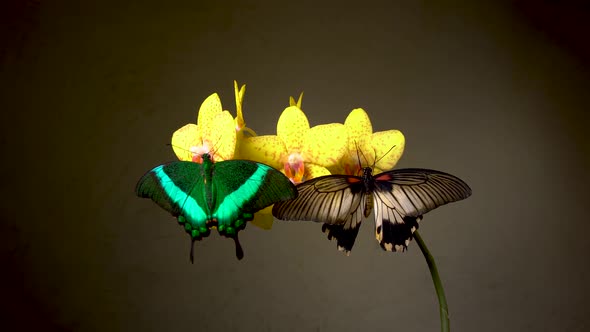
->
[333,108,405,176]
[171,93,236,163]
[239,98,347,184]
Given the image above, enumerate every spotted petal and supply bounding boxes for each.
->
[171,124,201,161]
[303,123,347,168]
[238,135,286,170]
[197,93,223,130]
[344,108,373,160]
[277,106,310,152]
[306,163,332,179]
[201,111,236,161]
[372,129,405,172]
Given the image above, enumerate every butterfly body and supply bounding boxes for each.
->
[136,153,297,261]
[272,167,471,254]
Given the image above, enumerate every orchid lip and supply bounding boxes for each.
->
[284,152,305,184]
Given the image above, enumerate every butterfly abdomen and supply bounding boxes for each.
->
[362,167,375,217]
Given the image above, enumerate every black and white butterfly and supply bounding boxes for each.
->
[272,166,471,254]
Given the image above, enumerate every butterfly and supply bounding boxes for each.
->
[136,153,298,262]
[272,165,471,254]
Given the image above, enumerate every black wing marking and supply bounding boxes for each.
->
[321,222,362,256]
[373,168,471,251]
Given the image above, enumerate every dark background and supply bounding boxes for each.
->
[2,1,589,331]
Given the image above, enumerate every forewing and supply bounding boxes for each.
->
[376,168,472,217]
[272,175,365,228]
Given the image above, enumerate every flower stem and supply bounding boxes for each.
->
[414,231,450,332]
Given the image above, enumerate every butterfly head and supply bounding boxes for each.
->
[188,144,214,163]
[169,133,226,164]
[343,142,397,176]
[362,166,373,178]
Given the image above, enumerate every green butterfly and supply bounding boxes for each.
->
[136,153,297,262]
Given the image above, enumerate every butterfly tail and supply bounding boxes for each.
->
[233,236,244,260]
[190,239,196,264]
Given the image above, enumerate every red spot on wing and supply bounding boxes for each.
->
[345,176,362,184]
[374,173,393,181]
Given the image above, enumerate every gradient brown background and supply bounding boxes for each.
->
[2,1,589,331]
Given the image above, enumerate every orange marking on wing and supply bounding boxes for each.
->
[346,177,362,184]
[375,173,392,181]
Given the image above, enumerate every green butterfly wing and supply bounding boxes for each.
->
[135,162,211,237]
[211,160,298,234]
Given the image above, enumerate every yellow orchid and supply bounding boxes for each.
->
[237,94,347,230]
[171,80,257,163]
[334,108,405,175]
[171,93,237,163]
[239,98,348,184]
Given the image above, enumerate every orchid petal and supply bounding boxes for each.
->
[344,108,373,163]
[306,163,332,179]
[171,123,201,161]
[234,80,247,131]
[197,93,223,130]
[289,92,304,108]
[303,123,347,167]
[277,106,310,152]
[238,135,286,169]
[372,130,405,171]
[250,207,274,230]
[202,111,236,161]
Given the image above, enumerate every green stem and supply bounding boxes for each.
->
[414,231,450,332]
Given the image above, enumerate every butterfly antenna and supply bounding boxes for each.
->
[373,145,397,165]
[354,140,362,166]
[209,133,224,160]
[190,239,196,264]
[167,143,192,154]
[233,236,244,260]
[353,140,364,176]
[356,141,372,170]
